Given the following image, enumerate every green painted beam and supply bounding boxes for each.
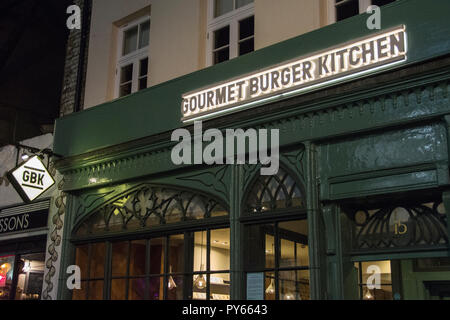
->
[54,0,450,157]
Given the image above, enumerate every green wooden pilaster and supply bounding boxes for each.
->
[305,141,327,299]
[57,194,77,300]
[322,203,343,299]
[230,164,244,299]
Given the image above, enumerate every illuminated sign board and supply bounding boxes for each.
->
[7,155,55,203]
[0,209,49,235]
[181,26,407,122]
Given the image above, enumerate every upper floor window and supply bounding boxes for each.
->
[207,0,254,66]
[331,0,397,23]
[116,16,150,98]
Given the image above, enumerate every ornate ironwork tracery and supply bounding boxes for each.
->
[346,201,448,251]
[245,167,305,214]
[75,185,228,236]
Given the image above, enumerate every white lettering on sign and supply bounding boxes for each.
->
[8,155,55,202]
[181,26,407,122]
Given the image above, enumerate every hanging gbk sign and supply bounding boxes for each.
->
[7,155,55,203]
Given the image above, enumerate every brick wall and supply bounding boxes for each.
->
[59,0,91,117]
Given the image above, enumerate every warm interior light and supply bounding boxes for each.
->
[0,263,11,273]
[23,260,31,273]
[194,231,207,290]
[265,278,275,295]
[364,288,374,300]
[194,274,207,290]
[167,265,177,290]
[284,292,295,300]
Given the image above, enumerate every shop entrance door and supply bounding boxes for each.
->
[353,257,450,300]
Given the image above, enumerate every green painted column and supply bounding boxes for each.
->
[57,194,77,300]
[305,141,327,299]
[322,203,343,299]
[230,164,245,299]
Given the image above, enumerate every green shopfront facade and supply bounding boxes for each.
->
[53,0,450,300]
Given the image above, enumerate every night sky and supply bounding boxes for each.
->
[0,0,73,146]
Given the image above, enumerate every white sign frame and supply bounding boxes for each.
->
[7,155,55,203]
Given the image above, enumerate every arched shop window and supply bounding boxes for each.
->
[71,185,230,300]
[342,199,450,300]
[242,167,310,300]
[75,185,228,237]
[344,201,448,253]
[245,167,304,214]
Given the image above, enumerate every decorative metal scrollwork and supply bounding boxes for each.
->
[245,167,305,214]
[346,201,448,251]
[75,185,228,237]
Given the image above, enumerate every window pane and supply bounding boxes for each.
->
[296,243,309,267]
[0,255,15,300]
[149,276,163,300]
[128,278,146,300]
[236,0,253,9]
[194,231,207,272]
[16,253,45,300]
[279,220,308,268]
[265,234,275,269]
[193,274,207,300]
[210,228,230,271]
[123,26,138,55]
[361,285,393,300]
[244,224,273,271]
[359,261,392,285]
[214,48,229,64]
[120,83,132,97]
[210,273,230,300]
[149,238,165,275]
[139,58,148,77]
[72,281,87,300]
[110,279,127,300]
[372,0,396,7]
[120,64,133,84]
[279,270,310,300]
[336,0,359,21]
[211,203,228,217]
[239,38,254,56]
[169,234,184,273]
[139,77,147,91]
[130,240,146,276]
[214,26,230,49]
[88,280,104,300]
[264,272,275,300]
[111,241,128,277]
[214,0,233,18]
[167,275,184,300]
[185,195,206,220]
[239,16,254,40]
[75,245,89,279]
[90,242,105,279]
[138,20,150,49]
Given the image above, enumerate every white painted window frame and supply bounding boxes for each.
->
[115,15,150,98]
[327,0,375,25]
[206,0,254,66]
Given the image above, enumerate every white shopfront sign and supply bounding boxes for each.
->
[181,26,407,122]
[7,156,55,202]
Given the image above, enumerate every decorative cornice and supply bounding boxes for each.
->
[55,62,450,192]
[176,166,230,201]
